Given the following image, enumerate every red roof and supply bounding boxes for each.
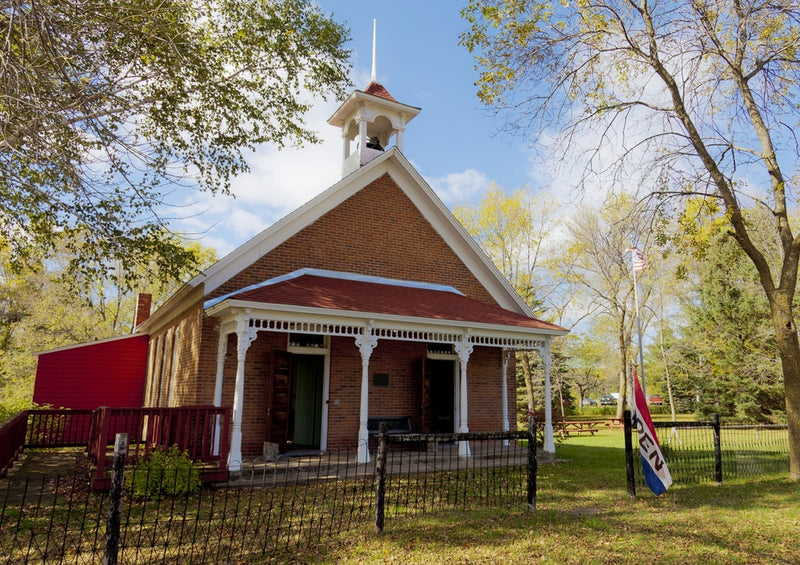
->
[363,81,398,102]
[222,273,564,332]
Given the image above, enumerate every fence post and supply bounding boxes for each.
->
[103,433,128,565]
[624,409,636,499]
[527,415,537,511]
[374,422,388,533]
[713,413,722,485]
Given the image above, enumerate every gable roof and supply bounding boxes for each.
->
[187,148,532,316]
[205,269,565,334]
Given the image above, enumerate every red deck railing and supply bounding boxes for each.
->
[87,406,231,490]
[0,406,231,489]
[0,411,28,478]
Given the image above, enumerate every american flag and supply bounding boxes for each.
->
[628,247,646,274]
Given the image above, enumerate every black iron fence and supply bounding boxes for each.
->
[0,427,537,563]
[625,411,790,494]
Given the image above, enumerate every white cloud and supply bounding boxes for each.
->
[426,168,492,208]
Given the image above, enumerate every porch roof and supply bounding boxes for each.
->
[205,269,567,339]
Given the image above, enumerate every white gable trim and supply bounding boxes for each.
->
[189,148,532,316]
[203,267,465,310]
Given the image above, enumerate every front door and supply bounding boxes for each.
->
[429,359,456,433]
[267,351,292,451]
[288,355,324,449]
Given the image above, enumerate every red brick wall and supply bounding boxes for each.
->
[209,173,496,305]
[145,172,521,455]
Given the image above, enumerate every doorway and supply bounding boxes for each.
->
[429,359,456,433]
[288,355,324,449]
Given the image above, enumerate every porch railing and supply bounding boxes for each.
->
[87,406,231,489]
[0,412,28,478]
[0,406,231,489]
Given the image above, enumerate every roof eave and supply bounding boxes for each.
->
[327,90,421,127]
[206,299,568,340]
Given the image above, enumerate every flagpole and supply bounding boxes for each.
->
[630,250,647,400]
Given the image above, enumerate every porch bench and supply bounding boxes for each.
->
[367,416,413,436]
[367,416,415,452]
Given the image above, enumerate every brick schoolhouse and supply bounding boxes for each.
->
[36,78,568,470]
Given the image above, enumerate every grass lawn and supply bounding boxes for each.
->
[289,429,799,564]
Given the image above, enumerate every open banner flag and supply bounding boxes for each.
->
[633,372,672,495]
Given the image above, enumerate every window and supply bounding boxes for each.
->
[287,333,328,353]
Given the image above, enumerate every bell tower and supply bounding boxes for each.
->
[327,20,421,178]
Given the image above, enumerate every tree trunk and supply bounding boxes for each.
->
[769,298,800,480]
[520,351,535,414]
[659,324,677,422]
[616,329,627,419]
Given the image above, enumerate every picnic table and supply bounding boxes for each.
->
[607,417,624,430]
[558,421,602,437]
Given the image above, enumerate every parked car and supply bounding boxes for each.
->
[599,394,617,406]
[648,394,663,405]
[582,397,597,406]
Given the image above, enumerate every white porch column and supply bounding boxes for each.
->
[501,349,510,447]
[354,323,377,464]
[501,349,510,433]
[229,314,257,472]
[455,332,473,458]
[542,342,556,454]
[212,331,228,456]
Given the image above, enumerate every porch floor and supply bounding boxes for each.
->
[228,441,557,488]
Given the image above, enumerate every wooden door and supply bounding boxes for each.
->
[267,351,292,452]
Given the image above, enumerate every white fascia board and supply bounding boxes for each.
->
[191,150,397,296]
[191,148,532,319]
[385,152,533,316]
[34,333,148,356]
[327,90,421,128]
[134,283,204,335]
[207,299,567,340]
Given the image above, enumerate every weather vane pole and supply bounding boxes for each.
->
[371,19,377,82]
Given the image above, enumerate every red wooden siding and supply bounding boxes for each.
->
[33,335,149,409]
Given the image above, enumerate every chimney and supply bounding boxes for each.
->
[134,293,152,328]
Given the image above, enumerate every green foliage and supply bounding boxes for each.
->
[0,236,217,418]
[664,226,784,422]
[1,0,351,285]
[458,1,800,475]
[453,184,558,312]
[129,445,201,499]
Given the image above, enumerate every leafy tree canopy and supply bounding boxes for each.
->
[460,0,800,479]
[1,0,351,286]
[0,235,217,422]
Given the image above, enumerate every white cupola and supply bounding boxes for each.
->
[327,20,421,178]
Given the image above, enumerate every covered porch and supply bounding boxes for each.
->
[204,270,565,470]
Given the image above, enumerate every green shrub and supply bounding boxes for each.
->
[129,445,201,499]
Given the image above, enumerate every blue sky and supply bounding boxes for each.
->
[176,2,551,255]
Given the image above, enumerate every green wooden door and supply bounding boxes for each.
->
[291,355,324,448]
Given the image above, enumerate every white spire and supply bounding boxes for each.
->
[371,19,377,82]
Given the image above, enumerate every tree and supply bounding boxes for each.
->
[461,0,800,479]
[0,236,217,421]
[1,0,350,286]
[557,194,653,418]
[669,214,784,421]
[454,185,566,419]
[565,334,606,410]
